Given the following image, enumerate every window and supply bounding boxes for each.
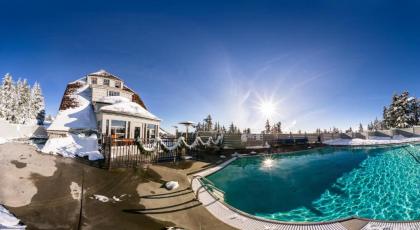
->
[103,79,110,86]
[147,124,157,139]
[108,91,120,96]
[91,77,97,84]
[110,120,126,139]
[115,81,121,88]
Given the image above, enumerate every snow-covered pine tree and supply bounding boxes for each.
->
[407,96,418,127]
[387,93,399,128]
[31,82,45,125]
[382,106,390,129]
[394,91,410,128]
[0,74,14,121]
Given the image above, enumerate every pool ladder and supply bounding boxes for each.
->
[402,146,420,164]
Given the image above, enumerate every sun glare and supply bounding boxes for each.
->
[259,100,276,118]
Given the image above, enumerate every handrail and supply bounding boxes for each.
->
[402,146,420,164]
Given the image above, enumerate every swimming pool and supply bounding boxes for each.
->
[206,144,420,222]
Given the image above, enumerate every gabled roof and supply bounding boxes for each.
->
[88,69,123,81]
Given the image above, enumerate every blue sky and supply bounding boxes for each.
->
[1,1,419,133]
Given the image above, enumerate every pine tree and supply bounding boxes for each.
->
[204,115,213,131]
[394,92,410,128]
[0,74,15,121]
[31,82,45,125]
[265,119,271,134]
[358,123,364,133]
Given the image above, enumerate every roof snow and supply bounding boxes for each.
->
[99,96,160,121]
[88,69,123,81]
[96,96,130,104]
[48,83,97,131]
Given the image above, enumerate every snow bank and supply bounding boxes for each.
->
[0,205,25,229]
[0,119,47,140]
[47,84,97,131]
[100,101,160,121]
[41,133,103,161]
[324,136,420,146]
[0,137,7,145]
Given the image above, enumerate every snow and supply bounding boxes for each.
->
[0,119,47,140]
[47,84,97,131]
[0,137,7,145]
[100,101,160,121]
[70,182,81,200]
[92,195,109,202]
[41,133,103,161]
[0,205,25,229]
[324,136,420,146]
[97,96,130,104]
[165,181,179,190]
[91,194,125,203]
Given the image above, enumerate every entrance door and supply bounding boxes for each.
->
[134,127,141,140]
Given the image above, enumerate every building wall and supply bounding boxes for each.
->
[87,75,124,89]
[96,112,160,140]
[91,86,133,102]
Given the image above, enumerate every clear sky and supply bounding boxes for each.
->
[1,0,419,133]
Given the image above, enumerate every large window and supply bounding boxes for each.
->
[108,91,120,96]
[147,124,157,140]
[103,79,110,86]
[91,77,97,84]
[115,81,121,88]
[111,120,126,139]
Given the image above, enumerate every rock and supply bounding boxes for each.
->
[165,181,179,190]
[219,155,226,159]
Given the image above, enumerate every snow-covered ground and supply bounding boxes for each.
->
[47,82,97,132]
[0,119,47,143]
[0,205,25,229]
[41,133,103,161]
[324,135,420,146]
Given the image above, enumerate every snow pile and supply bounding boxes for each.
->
[97,96,130,104]
[0,137,7,145]
[0,205,25,229]
[47,84,97,131]
[92,195,109,202]
[324,136,420,146]
[100,101,160,120]
[90,194,125,203]
[165,181,179,190]
[0,119,47,141]
[41,133,103,161]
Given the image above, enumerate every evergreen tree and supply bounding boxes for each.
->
[31,82,45,125]
[358,123,364,133]
[204,115,213,131]
[394,92,410,128]
[0,74,15,121]
[265,119,271,134]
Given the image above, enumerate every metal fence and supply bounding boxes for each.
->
[100,136,197,169]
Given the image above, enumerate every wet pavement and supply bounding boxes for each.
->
[0,142,235,230]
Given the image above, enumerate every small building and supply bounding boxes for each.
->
[47,70,160,142]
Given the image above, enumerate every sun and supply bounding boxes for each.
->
[258,100,276,118]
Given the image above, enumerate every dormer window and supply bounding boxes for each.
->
[103,79,110,86]
[91,77,97,84]
[115,81,121,88]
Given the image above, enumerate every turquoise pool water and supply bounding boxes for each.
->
[206,144,420,222]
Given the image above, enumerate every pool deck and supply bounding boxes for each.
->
[191,156,420,230]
